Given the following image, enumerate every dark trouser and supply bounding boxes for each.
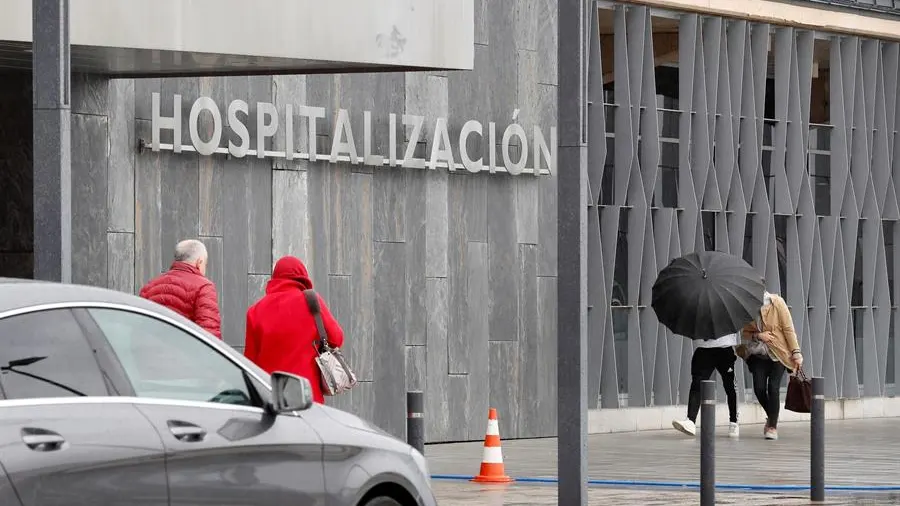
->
[747,355,787,428]
[687,347,738,423]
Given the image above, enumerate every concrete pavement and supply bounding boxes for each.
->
[426,418,900,504]
[430,482,900,505]
[427,418,900,486]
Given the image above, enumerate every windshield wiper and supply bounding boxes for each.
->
[1,356,87,397]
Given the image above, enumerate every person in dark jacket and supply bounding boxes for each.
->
[139,239,222,339]
[244,255,344,404]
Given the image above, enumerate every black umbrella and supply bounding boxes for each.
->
[651,251,765,340]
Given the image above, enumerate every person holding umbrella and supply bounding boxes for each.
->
[652,251,766,439]
[672,331,741,438]
[737,290,803,441]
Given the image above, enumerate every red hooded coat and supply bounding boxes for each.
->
[244,256,344,404]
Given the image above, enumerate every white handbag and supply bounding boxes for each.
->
[304,289,357,396]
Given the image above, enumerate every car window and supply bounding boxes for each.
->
[0,309,109,400]
[87,308,259,408]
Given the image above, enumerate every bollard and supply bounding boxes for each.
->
[811,377,825,502]
[700,380,716,506]
[407,391,425,454]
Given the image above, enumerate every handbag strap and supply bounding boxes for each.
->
[303,289,329,351]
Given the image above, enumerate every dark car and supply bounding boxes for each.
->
[0,278,434,506]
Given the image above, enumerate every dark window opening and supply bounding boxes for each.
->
[775,215,788,294]
[853,309,865,386]
[612,211,629,305]
[808,126,831,216]
[702,211,717,252]
[613,307,629,396]
[602,136,615,206]
[889,312,896,386]
[743,215,754,266]
[852,225,864,307]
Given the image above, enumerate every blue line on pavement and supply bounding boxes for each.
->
[431,474,900,492]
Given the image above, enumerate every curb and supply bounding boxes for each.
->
[431,474,900,492]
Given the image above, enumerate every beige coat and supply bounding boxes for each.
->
[738,293,801,372]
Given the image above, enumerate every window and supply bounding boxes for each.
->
[853,308,865,386]
[658,141,679,209]
[0,309,109,400]
[601,136,615,206]
[88,308,258,408]
[613,211,629,304]
[702,211,717,251]
[889,311,896,386]
[612,307,629,397]
[808,126,831,216]
[885,221,895,307]
[743,215,754,265]
[852,225,864,307]
[775,215,789,294]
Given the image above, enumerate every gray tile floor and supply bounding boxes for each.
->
[427,419,900,485]
[431,482,900,505]
[426,418,900,504]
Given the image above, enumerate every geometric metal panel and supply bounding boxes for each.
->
[592,3,900,407]
[793,0,900,17]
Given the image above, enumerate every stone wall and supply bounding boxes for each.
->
[0,0,559,443]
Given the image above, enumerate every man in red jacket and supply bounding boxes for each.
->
[244,255,344,403]
[139,239,222,339]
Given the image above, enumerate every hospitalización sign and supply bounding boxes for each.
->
[148,93,556,176]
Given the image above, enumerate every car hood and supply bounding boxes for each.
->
[318,405,390,435]
[313,405,411,452]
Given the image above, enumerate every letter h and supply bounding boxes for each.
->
[152,92,182,153]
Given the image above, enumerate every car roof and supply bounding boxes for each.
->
[0,277,179,317]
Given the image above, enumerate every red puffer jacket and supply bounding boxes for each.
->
[139,262,222,339]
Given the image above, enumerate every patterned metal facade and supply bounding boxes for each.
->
[589,2,900,409]
[797,0,900,16]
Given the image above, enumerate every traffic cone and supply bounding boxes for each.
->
[472,408,514,483]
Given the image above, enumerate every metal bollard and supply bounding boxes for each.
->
[406,391,425,454]
[811,377,825,502]
[700,380,716,506]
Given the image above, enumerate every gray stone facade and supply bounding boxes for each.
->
[0,0,559,443]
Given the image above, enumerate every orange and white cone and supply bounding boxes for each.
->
[472,408,514,483]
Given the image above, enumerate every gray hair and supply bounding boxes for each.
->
[174,239,208,263]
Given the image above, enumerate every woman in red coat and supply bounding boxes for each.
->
[244,255,345,404]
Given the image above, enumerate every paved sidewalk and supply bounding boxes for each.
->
[431,482,900,505]
[427,418,900,487]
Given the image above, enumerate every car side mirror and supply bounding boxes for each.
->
[267,371,314,414]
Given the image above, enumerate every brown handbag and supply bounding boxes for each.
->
[784,367,812,413]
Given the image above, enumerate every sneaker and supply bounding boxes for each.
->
[728,422,740,438]
[764,427,778,440]
[672,419,697,437]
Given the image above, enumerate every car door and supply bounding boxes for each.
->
[0,308,168,506]
[84,307,328,506]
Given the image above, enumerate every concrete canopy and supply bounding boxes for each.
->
[0,0,474,76]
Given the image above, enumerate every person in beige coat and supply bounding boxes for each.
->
[738,291,803,441]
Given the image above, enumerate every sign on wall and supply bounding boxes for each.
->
[146,93,556,176]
